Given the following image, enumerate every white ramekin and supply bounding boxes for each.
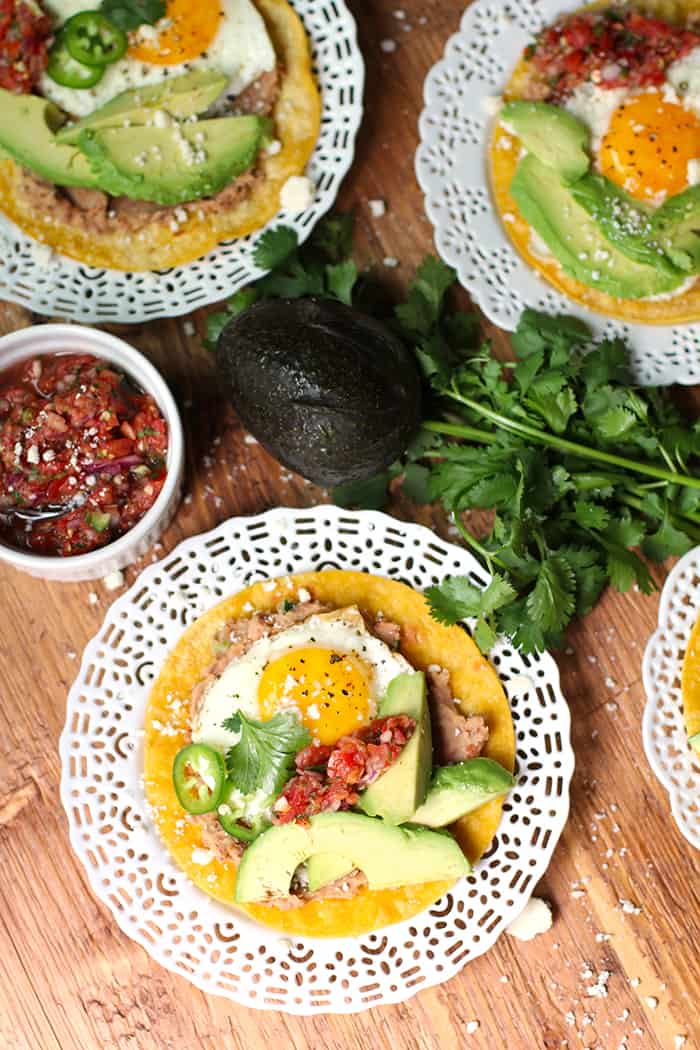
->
[0,324,185,583]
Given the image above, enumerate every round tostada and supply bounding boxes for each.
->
[144,570,516,938]
[0,0,320,270]
[490,0,700,324]
[682,610,700,754]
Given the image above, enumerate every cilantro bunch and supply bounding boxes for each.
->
[208,216,700,654]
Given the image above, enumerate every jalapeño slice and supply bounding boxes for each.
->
[47,33,105,89]
[172,743,225,815]
[64,11,128,67]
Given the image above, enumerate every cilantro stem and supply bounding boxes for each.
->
[450,512,508,572]
[441,389,700,492]
[422,420,496,444]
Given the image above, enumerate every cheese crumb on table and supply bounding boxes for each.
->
[506,897,552,940]
[369,199,386,218]
[103,570,125,591]
[465,1021,480,1035]
[280,175,314,212]
[380,38,397,52]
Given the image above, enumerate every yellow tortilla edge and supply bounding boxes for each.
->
[682,613,700,740]
[489,0,700,325]
[0,0,321,271]
[144,570,516,939]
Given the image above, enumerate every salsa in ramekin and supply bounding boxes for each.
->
[0,352,168,557]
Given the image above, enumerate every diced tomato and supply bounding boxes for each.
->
[0,352,168,557]
[0,0,52,94]
[271,714,416,824]
[525,9,700,101]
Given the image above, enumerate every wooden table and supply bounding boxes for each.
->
[1,1,699,1047]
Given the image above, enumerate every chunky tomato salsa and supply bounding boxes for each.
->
[0,353,167,557]
[526,8,700,102]
[0,0,52,94]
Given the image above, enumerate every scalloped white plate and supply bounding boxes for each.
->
[415,0,700,386]
[0,1,364,324]
[60,506,573,1013]
[642,547,700,850]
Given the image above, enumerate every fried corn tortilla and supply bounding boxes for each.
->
[490,0,700,324]
[144,570,516,938]
[0,0,320,271]
[682,611,700,740]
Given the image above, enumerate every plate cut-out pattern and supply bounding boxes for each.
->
[60,506,573,1013]
[643,547,700,850]
[415,0,700,386]
[0,0,363,324]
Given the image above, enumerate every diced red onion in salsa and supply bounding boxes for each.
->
[0,352,168,557]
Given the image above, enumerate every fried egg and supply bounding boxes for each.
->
[562,46,700,204]
[192,606,413,751]
[40,0,276,117]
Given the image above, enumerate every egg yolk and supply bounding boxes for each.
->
[258,647,372,745]
[599,91,700,201]
[128,0,222,65]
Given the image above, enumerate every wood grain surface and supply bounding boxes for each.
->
[1,1,700,1047]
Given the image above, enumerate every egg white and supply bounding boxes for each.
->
[40,0,276,118]
[192,606,413,753]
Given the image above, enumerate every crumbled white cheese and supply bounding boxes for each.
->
[280,175,314,212]
[191,848,215,865]
[297,587,311,603]
[183,320,195,336]
[688,159,700,186]
[465,1021,480,1035]
[26,445,39,465]
[586,970,611,998]
[380,38,397,52]
[383,256,399,268]
[368,199,386,218]
[645,997,658,1010]
[506,897,552,940]
[619,899,642,915]
[265,139,282,156]
[152,109,172,129]
[42,449,55,462]
[103,570,125,591]
[88,592,99,606]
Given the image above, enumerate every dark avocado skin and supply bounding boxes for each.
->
[216,297,422,486]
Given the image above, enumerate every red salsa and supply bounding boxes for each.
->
[0,0,52,94]
[0,352,168,557]
[526,7,700,102]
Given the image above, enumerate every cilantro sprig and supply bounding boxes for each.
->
[208,214,700,654]
[100,0,165,30]
[222,710,310,797]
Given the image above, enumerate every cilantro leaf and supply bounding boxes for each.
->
[100,0,164,29]
[400,462,431,503]
[223,711,310,797]
[526,556,576,634]
[642,517,694,562]
[326,259,358,305]
[606,547,654,594]
[396,256,455,335]
[426,573,517,625]
[573,500,610,530]
[253,226,299,270]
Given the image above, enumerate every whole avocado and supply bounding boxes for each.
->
[216,297,422,486]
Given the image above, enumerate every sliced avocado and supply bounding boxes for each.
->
[410,758,515,828]
[234,811,470,902]
[78,114,267,206]
[357,671,432,825]
[501,100,590,183]
[57,69,228,145]
[510,155,685,299]
[0,89,97,188]
[689,731,700,754]
[570,174,679,275]
[652,185,700,273]
[305,852,355,893]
